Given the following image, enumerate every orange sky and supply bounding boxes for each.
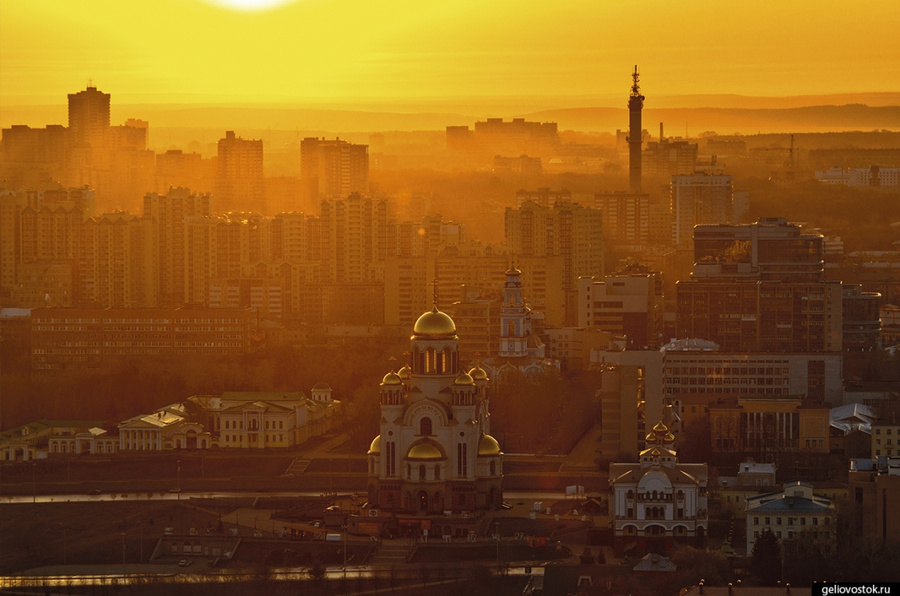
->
[2,0,899,107]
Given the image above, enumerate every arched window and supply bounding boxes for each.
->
[490,460,496,476]
[507,321,515,337]
[443,348,453,374]
[420,417,433,436]
[434,465,441,480]
[406,464,411,480]
[419,465,426,481]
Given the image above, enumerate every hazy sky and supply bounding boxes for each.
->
[2,0,899,106]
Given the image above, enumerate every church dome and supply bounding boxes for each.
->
[652,421,669,434]
[645,431,658,443]
[368,435,381,455]
[664,432,676,443]
[406,438,445,461]
[381,371,402,385]
[506,265,521,275]
[478,434,502,456]
[397,365,411,379]
[469,366,489,381]
[454,372,475,386]
[413,306,456,338]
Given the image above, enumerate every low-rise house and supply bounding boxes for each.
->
[746,480,836,557]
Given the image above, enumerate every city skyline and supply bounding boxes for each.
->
[2,0,900,110]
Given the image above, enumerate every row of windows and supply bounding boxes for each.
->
[667,367,789,375]
[754,515,828,526]
[222,434,285,443]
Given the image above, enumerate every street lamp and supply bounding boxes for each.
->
[342,525,348,581]
[495,521,500,572]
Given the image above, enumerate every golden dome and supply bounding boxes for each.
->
[506,265,521,275]
[645,431,658,443]
[469,366,489,381]
[413,306,457,338]
[652,421,668,434]
[454,372,475,386]
[398,365,411,379]
[478,434,502,457]
[406,439,445,461]
[641,446,676,458]
[381,371,402,385]
[368,435,381,455]
[664,432,676,443]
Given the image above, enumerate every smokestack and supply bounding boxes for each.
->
[659,122,664,142]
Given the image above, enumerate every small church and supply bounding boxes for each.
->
[354,304,504,538]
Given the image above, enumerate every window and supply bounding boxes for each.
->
[434,465,440,480]
[419,465,426,481]
[420,417,433,436]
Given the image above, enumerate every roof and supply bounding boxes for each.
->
[739,461,776,476]
[830,402,876,435]
[748,496,832,513]
[660,338,720,352]
[220,400,293,414]
[633,553,676,573]
[220,391,307,402]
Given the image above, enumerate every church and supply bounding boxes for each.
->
[358,304,504,538]
[609,421,708,556]
[480,266,559,380]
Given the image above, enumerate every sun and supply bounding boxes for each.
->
[203,0,299,11]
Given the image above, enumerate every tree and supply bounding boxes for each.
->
[751,529,782,585]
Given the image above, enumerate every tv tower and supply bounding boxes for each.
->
[628,65,645,193]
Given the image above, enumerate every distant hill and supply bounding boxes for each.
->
[2,94,899,137]
[524,105,900,134]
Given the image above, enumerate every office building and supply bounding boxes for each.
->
[576,268,664,349]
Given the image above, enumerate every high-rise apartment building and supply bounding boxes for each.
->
[505,199,603,324]
[319,193,389,283]
[300,137,369,202]
[142,188,211,307]
[642,137,698,177]
[215,131,264,213]
[671,173,733,246]
[67,86,110,148]
[594,191,650,248]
